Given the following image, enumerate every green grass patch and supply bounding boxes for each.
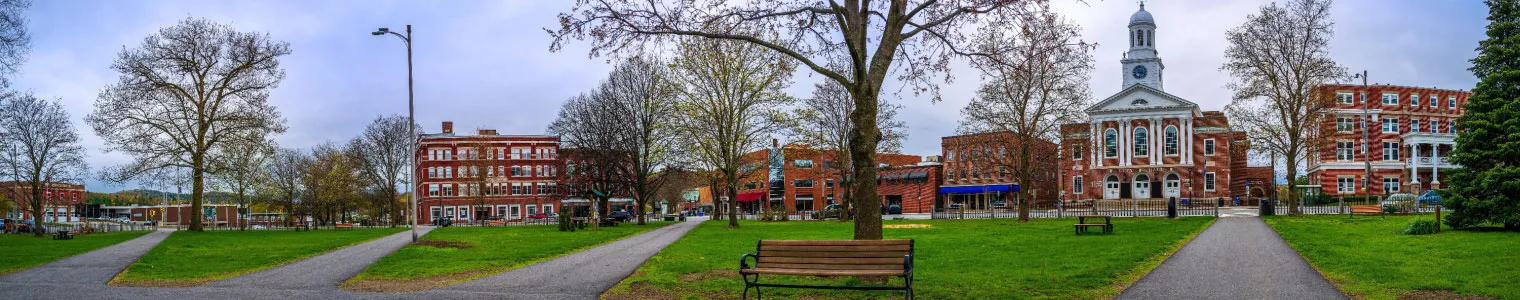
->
[607,217,1213,300]
[0,231,151,276]
[345,222,673,292]
[1265,214,1519,299]
[112,228,405,286]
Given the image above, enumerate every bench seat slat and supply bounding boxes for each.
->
[755,263,905,270]
[763,245,912,252]
[758,250,908,258]
[740,268,904,277]
[761,240,912,246]
[759,257,902,265]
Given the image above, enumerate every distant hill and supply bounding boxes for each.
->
[85,189,239,205]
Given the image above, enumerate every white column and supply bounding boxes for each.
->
[1404,142,1416,184]
[1432,143,1440,184]
[1091,120,1100,167]
[1182,118,1192,165]
[1120,120,1130,166]
[1151,118,1161,165]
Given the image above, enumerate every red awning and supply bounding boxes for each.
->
[736,192,765,202]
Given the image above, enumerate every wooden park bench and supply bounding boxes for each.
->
[1075,215,1113,234]
[487,219,506,226]
[335,223,354,230]
[738,239,915,299]
[53,230,73,240]
[1348,205,1384,219]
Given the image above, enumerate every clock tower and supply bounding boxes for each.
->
[1122,3,1164,90]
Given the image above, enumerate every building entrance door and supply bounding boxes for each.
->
[1164,173,1181,200]
[1104,175,1121,199]
[1133,174,1151,199]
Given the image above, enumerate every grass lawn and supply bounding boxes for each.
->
[606,217,1214,300]
[343,222,673,292]
[1265,214,1520,300]
[112,227,405,287]
[0,231,151,276]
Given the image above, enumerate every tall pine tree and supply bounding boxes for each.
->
[1446,0,1520,229]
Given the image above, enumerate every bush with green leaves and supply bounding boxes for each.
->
[1401,219,1441,235]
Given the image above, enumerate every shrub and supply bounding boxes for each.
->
[1401,219,1440,235]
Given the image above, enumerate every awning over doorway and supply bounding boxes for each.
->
[939,184,1015,194]
[736,192,765,202]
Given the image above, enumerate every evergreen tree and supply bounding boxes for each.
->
[1446,0,1520,229]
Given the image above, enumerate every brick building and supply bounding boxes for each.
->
[1306,84,1471,196]
[415,121,562,225]
[876,160,942,213]
[2,181,86,222]
[733,142,921,215]
[1059,4,1272,203]
[940,132,1060,210]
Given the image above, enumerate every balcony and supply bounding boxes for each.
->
[1406,156,1459,169]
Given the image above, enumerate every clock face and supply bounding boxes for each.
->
[1132,65,1148,79]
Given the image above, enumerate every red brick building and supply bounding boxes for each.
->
[876,162,942,213]
[2,181,86,222]
[733,143,921,215]
[1058,4,1273,203]
[415,121,563,225]
[1306,84,1471,196]
[940,132,1060,210]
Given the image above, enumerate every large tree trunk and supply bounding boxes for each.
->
[29,182,44,237]
[190,165,205,232]
[727,176,739,228]
[849,90,883,240]
[1017,144,1032,222]
[1284,152,1301,215]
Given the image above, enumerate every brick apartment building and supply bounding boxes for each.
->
[2,181,86,222]
[940,132,1060,210]
[415,121,562,225]
[1306,84,1471,196]
[1059,4,1273,203]
[733,142,921,215]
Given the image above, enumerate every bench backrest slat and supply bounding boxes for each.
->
[754,239,912,270]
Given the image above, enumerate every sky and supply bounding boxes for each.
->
[13,0,1490,192]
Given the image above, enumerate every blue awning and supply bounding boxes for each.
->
[939,184,1016,194]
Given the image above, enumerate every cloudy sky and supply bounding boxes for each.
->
[14,0,1489,192]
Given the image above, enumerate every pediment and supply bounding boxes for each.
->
[1086,84,1199,114]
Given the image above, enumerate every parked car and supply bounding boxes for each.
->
[250,225,267,230]
[485,216,503,221]
[812,204,853,220]
[608,211,632,222]
[432,216,454,227]
[886,204,902,215]
[527,213,548,220]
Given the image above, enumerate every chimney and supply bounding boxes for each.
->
[442,121,454,134]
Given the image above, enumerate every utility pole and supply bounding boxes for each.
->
[372,25,417,242]
[1353,70,1371,197]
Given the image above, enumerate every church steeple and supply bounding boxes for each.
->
[1122,2,1164,90]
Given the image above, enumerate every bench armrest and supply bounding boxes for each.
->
[903,254,914,278]
[739,253,758,270]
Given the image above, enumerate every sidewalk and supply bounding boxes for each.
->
[1116,216,1344,300]
[0,230,172,284]
[208,226,436,289]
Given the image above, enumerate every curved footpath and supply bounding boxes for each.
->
[1117,215,1346,300]
[0,220,703,299]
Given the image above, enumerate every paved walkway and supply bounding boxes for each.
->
[1116,216,1345,300]
[209,227,437,289]
[0,230,172,285]
[437,219,704,297]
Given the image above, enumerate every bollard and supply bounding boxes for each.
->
[1167,197,1177,219]
[1435,205,1442,232]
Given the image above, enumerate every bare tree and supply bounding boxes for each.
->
[0,0,28,87]
[551,0,1047,240]
[784,77,907,221]
[551,91,635,228]
[668,36,793,229]
[261,148,307,228]
[1221,0,1345,215]
[605,56,679,226]
[957,2,1091,222]
[349,115,415,226]
[0,93,87,237]
[87,17,290,231]
[211,140,273,230]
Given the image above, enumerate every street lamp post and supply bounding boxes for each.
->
[372,25,417,242]
[1352,70,1371,197]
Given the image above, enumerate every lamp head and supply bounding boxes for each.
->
[372,27,389,35]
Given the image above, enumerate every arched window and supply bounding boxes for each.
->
[1133,127,1149,157]
[1147,30,1154,47]
[1164,126,1179,156]
[1136,30,1145,46]
[1104,129,1118,158]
